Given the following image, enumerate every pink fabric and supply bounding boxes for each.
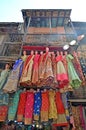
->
[57,73,68,81]
[25,91,34,119]
[79,106,85,129]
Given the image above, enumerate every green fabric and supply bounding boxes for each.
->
[0,90,9,105]
[67,54,82,89]
[0,69,10,89]
[8,89,22,120]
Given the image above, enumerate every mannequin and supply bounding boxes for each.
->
[21,50,28,62]
[0,63,11,89]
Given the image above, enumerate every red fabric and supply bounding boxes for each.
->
[56,55,63,62]
[0,106,8,121]
[17,91,27,121]
[25,91,34,118]
[55,91,65,114]
[23,46,63,51]
[53,123,68,127]
[41,91,49,111]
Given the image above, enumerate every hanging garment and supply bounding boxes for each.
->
[33,90,41,121]
[72,52,86,86]
[24,91,34,125]
[83,106,86,130]
[32,53,40,85]
[0,90,9,106]
[17,90,27,122]
[51,52,58,87]
[79,105,85,130]
[66,54,82,89]
[8,90,21,120]
[48,90,57,120]
[0,105,8,122]
[39,52,54,87]
[79,58,86,78]
[0,90,9,122]
[56,55,69,88]
[0,68,10,89]
[38,51,44,86]
[20,54,34,86]
[3,59,23,93]
[54,91,68,126]
[61,93,69,119]
[71,106,83,130]
[21,54,28,62]
[41,90,49,122]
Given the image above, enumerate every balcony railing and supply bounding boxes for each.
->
[6,33,77,44]
[0,42,22,57]
[0,33,77,57]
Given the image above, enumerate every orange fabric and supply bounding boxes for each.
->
[41,91,49,111]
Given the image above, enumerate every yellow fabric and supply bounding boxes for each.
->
[49,90,58,119]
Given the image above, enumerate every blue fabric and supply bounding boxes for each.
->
[34,91,41,115]
[13,59,23,79]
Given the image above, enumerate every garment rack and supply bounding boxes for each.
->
[23,45,70,52]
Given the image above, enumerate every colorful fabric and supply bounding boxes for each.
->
[24,91,34,125]
[0,68,10,89]
[39,52,54,87]
[32,53,40,85]
[20,54,34,86]
[0,105,8,121]
[51,52,57,86]
[55,91,67,125]
[8,90,21,120]
[17,91,27,122]
[71,106,82,130]
[41,90,49,122]
[56,55,69,88]
[0,90,9,105]
[33,90,41,120]
[3,59,23,93]
[48,90,57,119]
[73,52,86,86]
[66,54,82,89]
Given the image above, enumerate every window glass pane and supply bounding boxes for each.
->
[57,17,64,26]
[51,18,57,27]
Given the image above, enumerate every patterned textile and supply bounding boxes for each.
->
[33,90,41,120]
[24,91,34,125]
[0,90,9,105]
[32,53,40,85]
[8,90,21,120]
[61,93,69,118]
[55,91,67,125]
[3,59,23,93]
[56,55,69,88]
[51,52,57,87]
[79,58,86,78]
[48,90,57,119]
[20,54,34,86]
[0,68,10,89]
[41,90,49,122]
[71,106,83,130]
[0,105,8,121]
[72,52,86,86]
[66,54,82,89]
[39,52,54,87]
[17,91,27,122]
